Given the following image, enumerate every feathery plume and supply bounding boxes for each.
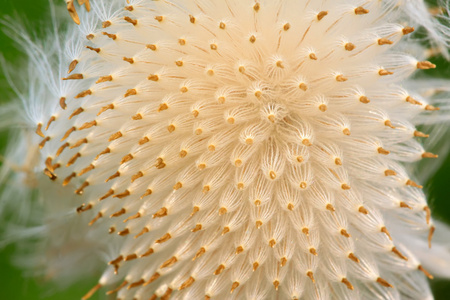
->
[2,0,450,299]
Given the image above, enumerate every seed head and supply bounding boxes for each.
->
[2,1,450,299]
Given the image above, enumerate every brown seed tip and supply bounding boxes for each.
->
[384,169,397,176]
[121,154,134,164]
[134,227,149,239]
[219,207,228,216]
[358,206,369,214]
[406,96,422,105]
[230,281,240,294]
[378,38,394,46]
[153,207,168,218]
[306,271,315,283]
[79,120,97,130]
[341,278,354,290]
[236,245,245,253]
[359,96,370,103]
[144,272,160,285]
[354,6,369,15]
[406,179,423,189]
[99,189,114,201]
[62,73,84,81]
[191,206,200,216]
[75,89,92,99]
[96,75,113,84]
[118,228,130,236]
[193,247,206,261]
[62,172,76,186]
[302,139,312,146]
[102,20,112,28]
[269,239,277,248]
[127,279,144,290]
[156,157,166,169]
[422,152,438,159]
[155,232,172,244]
[66,0,80,25]
[214,264,225,275]
[378,147,390,155]
[418,265,434,279]
[273,280,280,291]
[59,97,67,109]
[341,184,351,190]
[414,130,429,138]
[417,61,436,70]
[340,229,351,238]
[336,74,347,82]
[160,256,177,269]
[144,43,157,52]
[424,206,431,225]
[124,212,141,223]
[425,104,440,111]
[391,247,408,260]
[381,226,392,240]
[179,277,195,290]
[124,16,137,26]
[384,120,395,129]
[326,203,335,212]
[68,59,78,74]
[88,212,102,226]
[110,208,126,218]
[124,88,137,97]
[76,204,93,213]
[345,43,356,51]
[317,11,328,21]
[222,226,231,235]
[299,83,308,91]
[253,261,260,271]
[35,123,45,138]
[269,170,277,180]
[78,164,95,177]
[399,202,412,209]
[191,224,202,232]
[140,247,154,258]
[148,74,159,81]
[81,283,102,300]
[318,104,327,112]
[402,26,415,35]
[44,168,57,181]
[86,46,100,53]
[348,252,360,263]
[376,277,393,288]
[429,225,435,248]
[106,281,128,295]
[379,69,393,76]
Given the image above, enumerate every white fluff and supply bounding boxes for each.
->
[2,0,450,299]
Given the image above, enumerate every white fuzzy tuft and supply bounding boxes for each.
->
[2,0,450,299]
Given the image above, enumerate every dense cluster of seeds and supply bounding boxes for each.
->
[28,0,443,299]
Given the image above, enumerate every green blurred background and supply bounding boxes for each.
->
[0,0,449,299]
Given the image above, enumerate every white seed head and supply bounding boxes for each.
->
[2,0,450,299]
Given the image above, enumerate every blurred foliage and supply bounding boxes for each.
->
[0,0,449,299]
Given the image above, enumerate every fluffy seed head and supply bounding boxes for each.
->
[2,0,450,299]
